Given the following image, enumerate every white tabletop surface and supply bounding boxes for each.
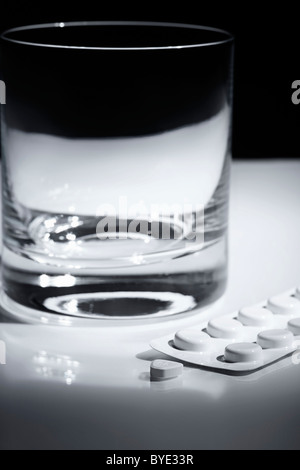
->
[1,160,300,450]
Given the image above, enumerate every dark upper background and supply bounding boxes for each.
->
[0,0,299,159]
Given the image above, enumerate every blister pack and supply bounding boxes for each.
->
[150,289,300,373]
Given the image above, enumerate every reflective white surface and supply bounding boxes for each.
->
[1,161,300,449]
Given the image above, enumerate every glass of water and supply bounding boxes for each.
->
[0,21,234,322]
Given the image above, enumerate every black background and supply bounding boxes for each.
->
[0,0,299,159]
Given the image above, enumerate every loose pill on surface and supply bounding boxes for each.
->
[257,329,294,349]
[207,317,243,339]
[267,294,300,316]
[295,287,300,301]
[238,306,274,327]
[174,329,212,352]
[224,342,263,363]
[150,359,183,381]
[288,317,300,335]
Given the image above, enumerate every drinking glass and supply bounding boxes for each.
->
[0,21,234,322]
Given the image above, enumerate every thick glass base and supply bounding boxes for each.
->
[1,242,227,324]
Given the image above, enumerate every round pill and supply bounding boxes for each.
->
[238,306,274,327]
[257,329,294,349]
[288,318,300,335]
[267,294,300,316]
[224,343,263,363]
[150,360,183,381]
[207,317,243,339]
[174,329,212,352]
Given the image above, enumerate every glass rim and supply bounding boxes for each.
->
[1,21,234,51]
